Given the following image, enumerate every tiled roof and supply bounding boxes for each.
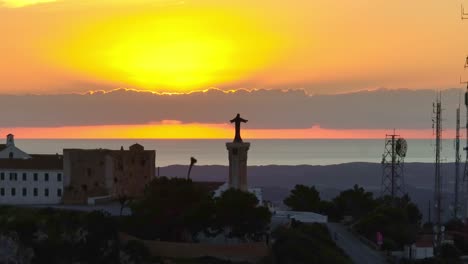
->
[414,235,434,248]
[0,154,63,170]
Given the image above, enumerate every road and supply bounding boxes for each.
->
[327,223,387,264]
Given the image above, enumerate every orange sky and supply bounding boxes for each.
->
[1,0,466,94]
[2,123,445,140]
[0,0,465,139]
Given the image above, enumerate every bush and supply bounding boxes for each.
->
[121,240,151,263]
[271,223,352,264]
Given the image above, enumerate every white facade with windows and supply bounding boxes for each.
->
[0,135,64,205]
[0,170,63,204]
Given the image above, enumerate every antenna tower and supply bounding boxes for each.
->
[454,106,461,219]
[460,3,468,222]
[462,82,468,221]
[381,131,407,198]
[433,94,443,248]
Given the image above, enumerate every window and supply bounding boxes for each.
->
[44,173,49,182]
[9,173,14,181]
[34,173,38,181]
[0,172,4,181]
[22,188,27,197]
[57,173,62,182]
[22,173,27,181]
[57,189,62,197]
[8,152,13,159]
[44,188,49,197]
[33,188,38,197]
[0,188,4,196]
[11,188,15,196]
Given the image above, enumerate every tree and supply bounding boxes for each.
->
[440,243,462,260]
[271,223,352,264]
[129,177,214,241]
[187,157,197,180]
[317,200,340,221]
[215,188,271,241]
[354,200,422,250]
[120,240,151,264]
[333,184,376,221]
[355,205,413,249]
[376,194,422,226]
[284,185,321,212]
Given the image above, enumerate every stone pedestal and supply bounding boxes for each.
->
[226,142,250,191]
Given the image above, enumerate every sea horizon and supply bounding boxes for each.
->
[9,138,456,167]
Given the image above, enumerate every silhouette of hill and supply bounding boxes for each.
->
[160,162,457,221]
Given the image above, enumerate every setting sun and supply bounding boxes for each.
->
[47,7,280,92]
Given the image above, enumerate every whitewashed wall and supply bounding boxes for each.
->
[0,169,63,204]
[0,145,31,160]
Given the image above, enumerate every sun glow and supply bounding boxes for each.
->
[48,7,279,92]
[1,0,56,8]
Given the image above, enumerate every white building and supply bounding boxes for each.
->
[404,235,434,260]
[0,135,63,205]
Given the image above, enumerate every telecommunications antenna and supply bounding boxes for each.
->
[396,138,408,158]
[380,132,406,199]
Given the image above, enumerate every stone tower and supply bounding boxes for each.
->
[226,114,250,191]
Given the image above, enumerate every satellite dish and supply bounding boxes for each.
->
[396,138,408,158]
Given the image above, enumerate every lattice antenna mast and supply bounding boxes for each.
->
[462,79,468,221]
[459,4,468,222]
[381,131,407,199]
[433,93,443,249]
[454,105,461,219]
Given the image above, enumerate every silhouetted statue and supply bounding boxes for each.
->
[230,113,248,143]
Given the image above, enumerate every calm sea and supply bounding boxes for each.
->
[12,139,458,166]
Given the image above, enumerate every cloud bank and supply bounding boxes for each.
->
[0,88,461,130]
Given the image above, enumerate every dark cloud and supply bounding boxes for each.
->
[0,88,461,129]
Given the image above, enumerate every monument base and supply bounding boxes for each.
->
[226,142,250,191]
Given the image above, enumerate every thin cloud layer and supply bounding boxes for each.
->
[0,88,460,130]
